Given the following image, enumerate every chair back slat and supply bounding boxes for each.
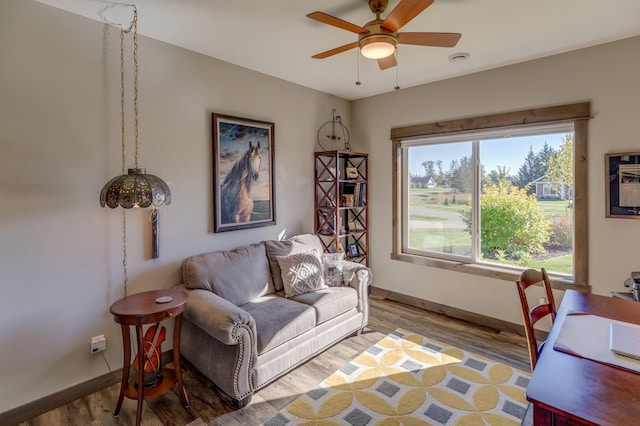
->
[530,304,553,324]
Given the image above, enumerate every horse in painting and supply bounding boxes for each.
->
[221,141,262,223]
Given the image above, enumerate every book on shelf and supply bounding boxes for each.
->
[353,182,366,206]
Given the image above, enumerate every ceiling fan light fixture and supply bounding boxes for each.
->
[360,35,396,59]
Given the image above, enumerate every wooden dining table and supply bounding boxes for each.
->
[526,289,640,425]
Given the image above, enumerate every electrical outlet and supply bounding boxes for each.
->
[90,335,107,355]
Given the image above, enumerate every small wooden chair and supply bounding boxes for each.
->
[515,268,557,370]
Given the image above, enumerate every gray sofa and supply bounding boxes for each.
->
[174,234,372,407]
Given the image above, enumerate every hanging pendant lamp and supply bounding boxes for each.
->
[99,6,169,290]
[99,7,171,210]
[100,168,171,208]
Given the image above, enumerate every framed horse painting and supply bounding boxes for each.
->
[212,113,276,232]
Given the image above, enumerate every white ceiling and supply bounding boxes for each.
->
[36,0,640,101]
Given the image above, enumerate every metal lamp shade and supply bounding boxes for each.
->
[100,168,171,209]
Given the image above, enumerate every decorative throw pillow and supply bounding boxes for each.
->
[322,252,345,286]
[265,234,325,292]
[264,239,309,292]
[276,250,327,298]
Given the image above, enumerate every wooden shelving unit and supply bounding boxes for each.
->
[314,151,368,265]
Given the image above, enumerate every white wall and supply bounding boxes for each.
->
[0,0,350,412]
[353,36,640,326]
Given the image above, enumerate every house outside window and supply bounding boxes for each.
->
[391,103,590,289]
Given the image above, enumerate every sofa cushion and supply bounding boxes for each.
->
[181,243,274,306]
[289,233,324,253]
[241,295,316,354]
[264,234,325,292]
[291,286,358,324]
[276,251,327,298]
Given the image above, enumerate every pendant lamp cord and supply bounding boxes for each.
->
[132,9,139,169]
[118,6,138,296]
[120,22,128,296]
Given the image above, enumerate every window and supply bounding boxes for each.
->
[391,103,590,289]
[542,184,554,197]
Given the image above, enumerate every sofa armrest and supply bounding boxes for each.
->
[343,261,373,290]
[175,284,256,345]
[342,261,372,325]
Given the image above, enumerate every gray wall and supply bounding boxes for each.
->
[353,35,640,325]
[3,0,640,416]
[0,0,349,412]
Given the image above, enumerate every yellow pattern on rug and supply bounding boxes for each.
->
[264,329,530,425]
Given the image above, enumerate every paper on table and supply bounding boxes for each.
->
[553,313,640,373]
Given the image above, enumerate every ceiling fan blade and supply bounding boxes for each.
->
[381,0,434,32]
[398,32,461,47]
[312,42,359,59]
[307,12,368,34]
[378,55,397,70]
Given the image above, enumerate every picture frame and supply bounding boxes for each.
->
[212,113,276,232]
[605,152,640,218]
[348,243,360,258]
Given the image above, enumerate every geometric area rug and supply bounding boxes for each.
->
[263,328,531,425]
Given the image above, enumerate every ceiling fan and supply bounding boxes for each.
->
[307,0,462,70]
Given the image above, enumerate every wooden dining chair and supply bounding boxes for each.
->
[515,268,557,371]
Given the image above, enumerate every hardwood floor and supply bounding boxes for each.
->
[18,296,530,426]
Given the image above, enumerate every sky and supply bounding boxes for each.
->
[409,132,569,177]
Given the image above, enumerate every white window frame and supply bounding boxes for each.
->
[401,122,573,266]
[390,103,590,290]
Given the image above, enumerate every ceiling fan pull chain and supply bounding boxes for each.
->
[395,47,400,90]
[356,48,362,86]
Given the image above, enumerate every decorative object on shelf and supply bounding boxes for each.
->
[348,220,365,232]
[98,5,171,294]
[317,108,351,151]
[346,167,358,179]
[317,207,336,235]
[347,167,358,179]
[348,243,361,258]
[212,113,276,232]
[341,194,354,207]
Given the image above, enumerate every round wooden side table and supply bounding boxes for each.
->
[110,288,189,426]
